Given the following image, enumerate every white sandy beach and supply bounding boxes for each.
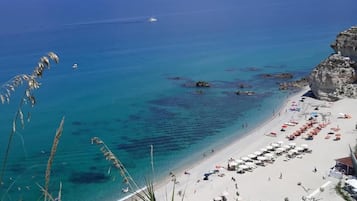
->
[151,88,357,201]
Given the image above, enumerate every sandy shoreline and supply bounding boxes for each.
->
[149,87,357,201]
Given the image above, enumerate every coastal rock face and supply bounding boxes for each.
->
[309,53,357,101]
[331,26,357,61]
[309,26,357,101]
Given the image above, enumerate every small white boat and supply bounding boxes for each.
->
[72,63,78,69]
[122,186,129,193]
[148,17,158,23]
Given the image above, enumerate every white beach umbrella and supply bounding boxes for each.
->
[287,150,296,157]
[260,148,268,153]
[301,144,308,149]
[239,165,249,170]
[264,153,274,159]
[290,149,299,154]
[271,143,280,148]
[283,145,291,150]
[266,145,274,150]
[289,142,296,148]
[236,159,245,164]
[241,157,250,161]
[296,146,304,152]
[277,147,285,152]
[245,162,255,168]
[254,151,262,156]
[257,156,267,161]
[248,154,257,159]
[214,197,223,201]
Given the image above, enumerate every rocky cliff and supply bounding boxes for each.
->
[331,26,357,61]
[309,26,357,101]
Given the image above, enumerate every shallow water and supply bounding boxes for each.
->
[0,0,357,200]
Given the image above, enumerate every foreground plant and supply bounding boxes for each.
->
[0,52,60,185]
[91,137,157,201]
[91,137,186,201]
[43,117,65,201]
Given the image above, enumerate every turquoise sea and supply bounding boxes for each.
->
[1,0,357,200]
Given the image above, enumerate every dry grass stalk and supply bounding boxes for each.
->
[91,137,163,201]
[38,184,55,201]
[91,137,141,192]
[0,52,60,184]
[38,181,62,201]
[44,117,65,201]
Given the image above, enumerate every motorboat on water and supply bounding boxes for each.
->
[148,17,158,23]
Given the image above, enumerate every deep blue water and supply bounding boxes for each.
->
[1,0,357,200]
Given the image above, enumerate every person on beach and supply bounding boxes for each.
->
[279,172,282,179]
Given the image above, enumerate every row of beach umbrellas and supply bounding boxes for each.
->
[228,141,310,169]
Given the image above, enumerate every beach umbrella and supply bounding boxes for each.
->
[289,142,296,148]
[296,147,304,152]
[335,133,341,136]
[257,156,267,161]
[236,159,245,164]
[254,151,262,156]
[248,154,257,159]
[288,150,297,157]
[266,145,274,150]
[241,157,250,161]
[277,147,285,152]
[271,143,280,148]
[301,144,308,149]
[264,153,274,159]
[239,165,249,170]
[283,145,291,150]
[245,162,255,168]
[260,148,268,153]
[214,197,222,201]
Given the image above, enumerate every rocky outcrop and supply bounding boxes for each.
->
[261,73,293,79]
[279,77,309,90]
[195,81,210,87]
[309,26,357,101]
[309,53,357,101]
[331,26,357,61]
[235,90,255,96]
